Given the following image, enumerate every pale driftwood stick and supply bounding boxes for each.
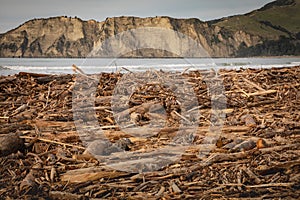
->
[0,116,9,119]
[234,84,249,97]
[246,182,295,188]
[41,81,53,111]
[173,111,191,123]
[60,166,128,183]
[94,106,112,111]
[218,182,295,188]
[99,125,118,129]
[10,104,28,116]
[72,64,98,81]
[181,67,191,74]
[186,105,205,113]
[44,83,51,108]
[241,77,265,91]
[201,151,250,167]
[155,186,165,197]
[247,89,277,97]
[103,125,250,139]
[152,68,162,79]
[72,106,112,112]
[105,116,115,124]
[132,94,160,99]
[104,183,136,189]
[259,143,299,153]
[20,136,85,150]
[72,64,86,75]
[171,181,182,193]
[121,67,133,73]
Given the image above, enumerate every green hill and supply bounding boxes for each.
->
[211,0,300,40]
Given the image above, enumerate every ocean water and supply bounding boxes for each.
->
[0,57,300,76]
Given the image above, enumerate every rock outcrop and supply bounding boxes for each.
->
[0,17,102,57]
[0,0,299,58]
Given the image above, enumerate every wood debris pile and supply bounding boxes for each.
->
[0,66,299,199]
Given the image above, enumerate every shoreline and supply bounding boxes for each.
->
[1,57,300,76]
[1,55,300,59]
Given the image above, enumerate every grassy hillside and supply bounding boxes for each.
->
[212,0,300,39]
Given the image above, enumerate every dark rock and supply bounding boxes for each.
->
[0,133,25,156]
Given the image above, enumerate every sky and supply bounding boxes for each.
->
[0,0,274,33]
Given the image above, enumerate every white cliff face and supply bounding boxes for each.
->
[0,15,297,58]
[0,17,88,57]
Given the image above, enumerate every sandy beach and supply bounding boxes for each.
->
[0,66,299,199]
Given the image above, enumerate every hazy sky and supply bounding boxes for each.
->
[0,0,274,33]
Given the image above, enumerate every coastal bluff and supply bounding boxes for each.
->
[0,0,299,58]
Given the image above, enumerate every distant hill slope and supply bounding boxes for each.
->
[211,0,300,39]
[0,0,299,58]
[210,0,300,56]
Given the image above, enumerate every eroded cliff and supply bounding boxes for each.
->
[0,0,299,57]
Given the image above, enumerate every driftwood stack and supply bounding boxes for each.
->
[0,66,299,199]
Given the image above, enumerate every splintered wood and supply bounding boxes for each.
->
[0,66,299,199]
